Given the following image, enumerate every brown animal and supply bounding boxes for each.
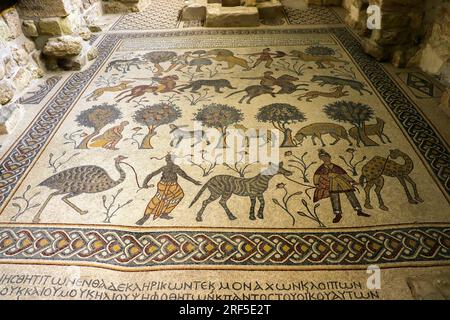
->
[294,123,353,147]
[85,81,134,101]
[206,49,252,71]
[115,75,179,103]
[290,50,349,69]
[360,149,423,211]
[349,117,391,147]
[225,85,276,104]
[297,85,349,102]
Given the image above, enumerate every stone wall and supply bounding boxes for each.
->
[0,5,43,134]
[414,1,450,117]
[341,0,425,68]
[16,0,101,71]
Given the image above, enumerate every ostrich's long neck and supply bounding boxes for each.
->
[114,162,126,185]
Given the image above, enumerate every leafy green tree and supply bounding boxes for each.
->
[323,100,378,146]
[193,103,244,148]
[133,103,181,149]
[75,103,122,149]
[256,103,306,147]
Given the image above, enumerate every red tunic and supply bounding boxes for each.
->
[313,164,355,202]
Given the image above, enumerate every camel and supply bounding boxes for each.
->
[359,149,423,211]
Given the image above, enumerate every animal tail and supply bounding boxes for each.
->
[225,90,245,98]
[189,183,209,208]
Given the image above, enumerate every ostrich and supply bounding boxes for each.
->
[32,155,128,223]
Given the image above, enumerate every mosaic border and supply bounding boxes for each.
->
[0,225,449,268]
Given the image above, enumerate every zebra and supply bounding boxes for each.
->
[190,162,293,221]
[169,124,211,148]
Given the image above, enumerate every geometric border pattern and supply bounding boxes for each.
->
[0,225,449,269]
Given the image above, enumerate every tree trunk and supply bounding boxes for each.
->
[140,126,156,149]
[215,127,228,148]
[358,123,378,147]
[280,128,296,147]
[76,129,99,149]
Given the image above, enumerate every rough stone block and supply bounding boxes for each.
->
[181,0,207,21]
[13,68,32,91]
[205,5,259,27]
[17,0,72,18]
[0,18,12,41]
[22,20,38,37]
[361,38,389,61]
[440,88,450,118]
[38,18,63,36]
[43,36,83,58]
[222,0,241,6]
[102,0,151,13]
[407,278,446,300]
[12,48,29,66]
[1,7,21,39]
[0,103,23,135]
[0,82,14,105]
[257,0,283,19]
[0,60,4,80]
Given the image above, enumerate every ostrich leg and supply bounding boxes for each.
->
[33,191,62,223]
[62,194,88,215]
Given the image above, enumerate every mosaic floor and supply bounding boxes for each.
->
[0,3,449,300]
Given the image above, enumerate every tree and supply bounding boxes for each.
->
[143,51,177,75]
[256,103,306,147]
[133,102,181,149]
[75,103,122,149]
[193,103,243,148]
[323,100,378,146]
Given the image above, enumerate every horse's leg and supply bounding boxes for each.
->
[256,194,265,219]
[219,193,236,220]
[196,192,220,222]
[249,196,256,220]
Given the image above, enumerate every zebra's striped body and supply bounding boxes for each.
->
[190,162,292,221]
